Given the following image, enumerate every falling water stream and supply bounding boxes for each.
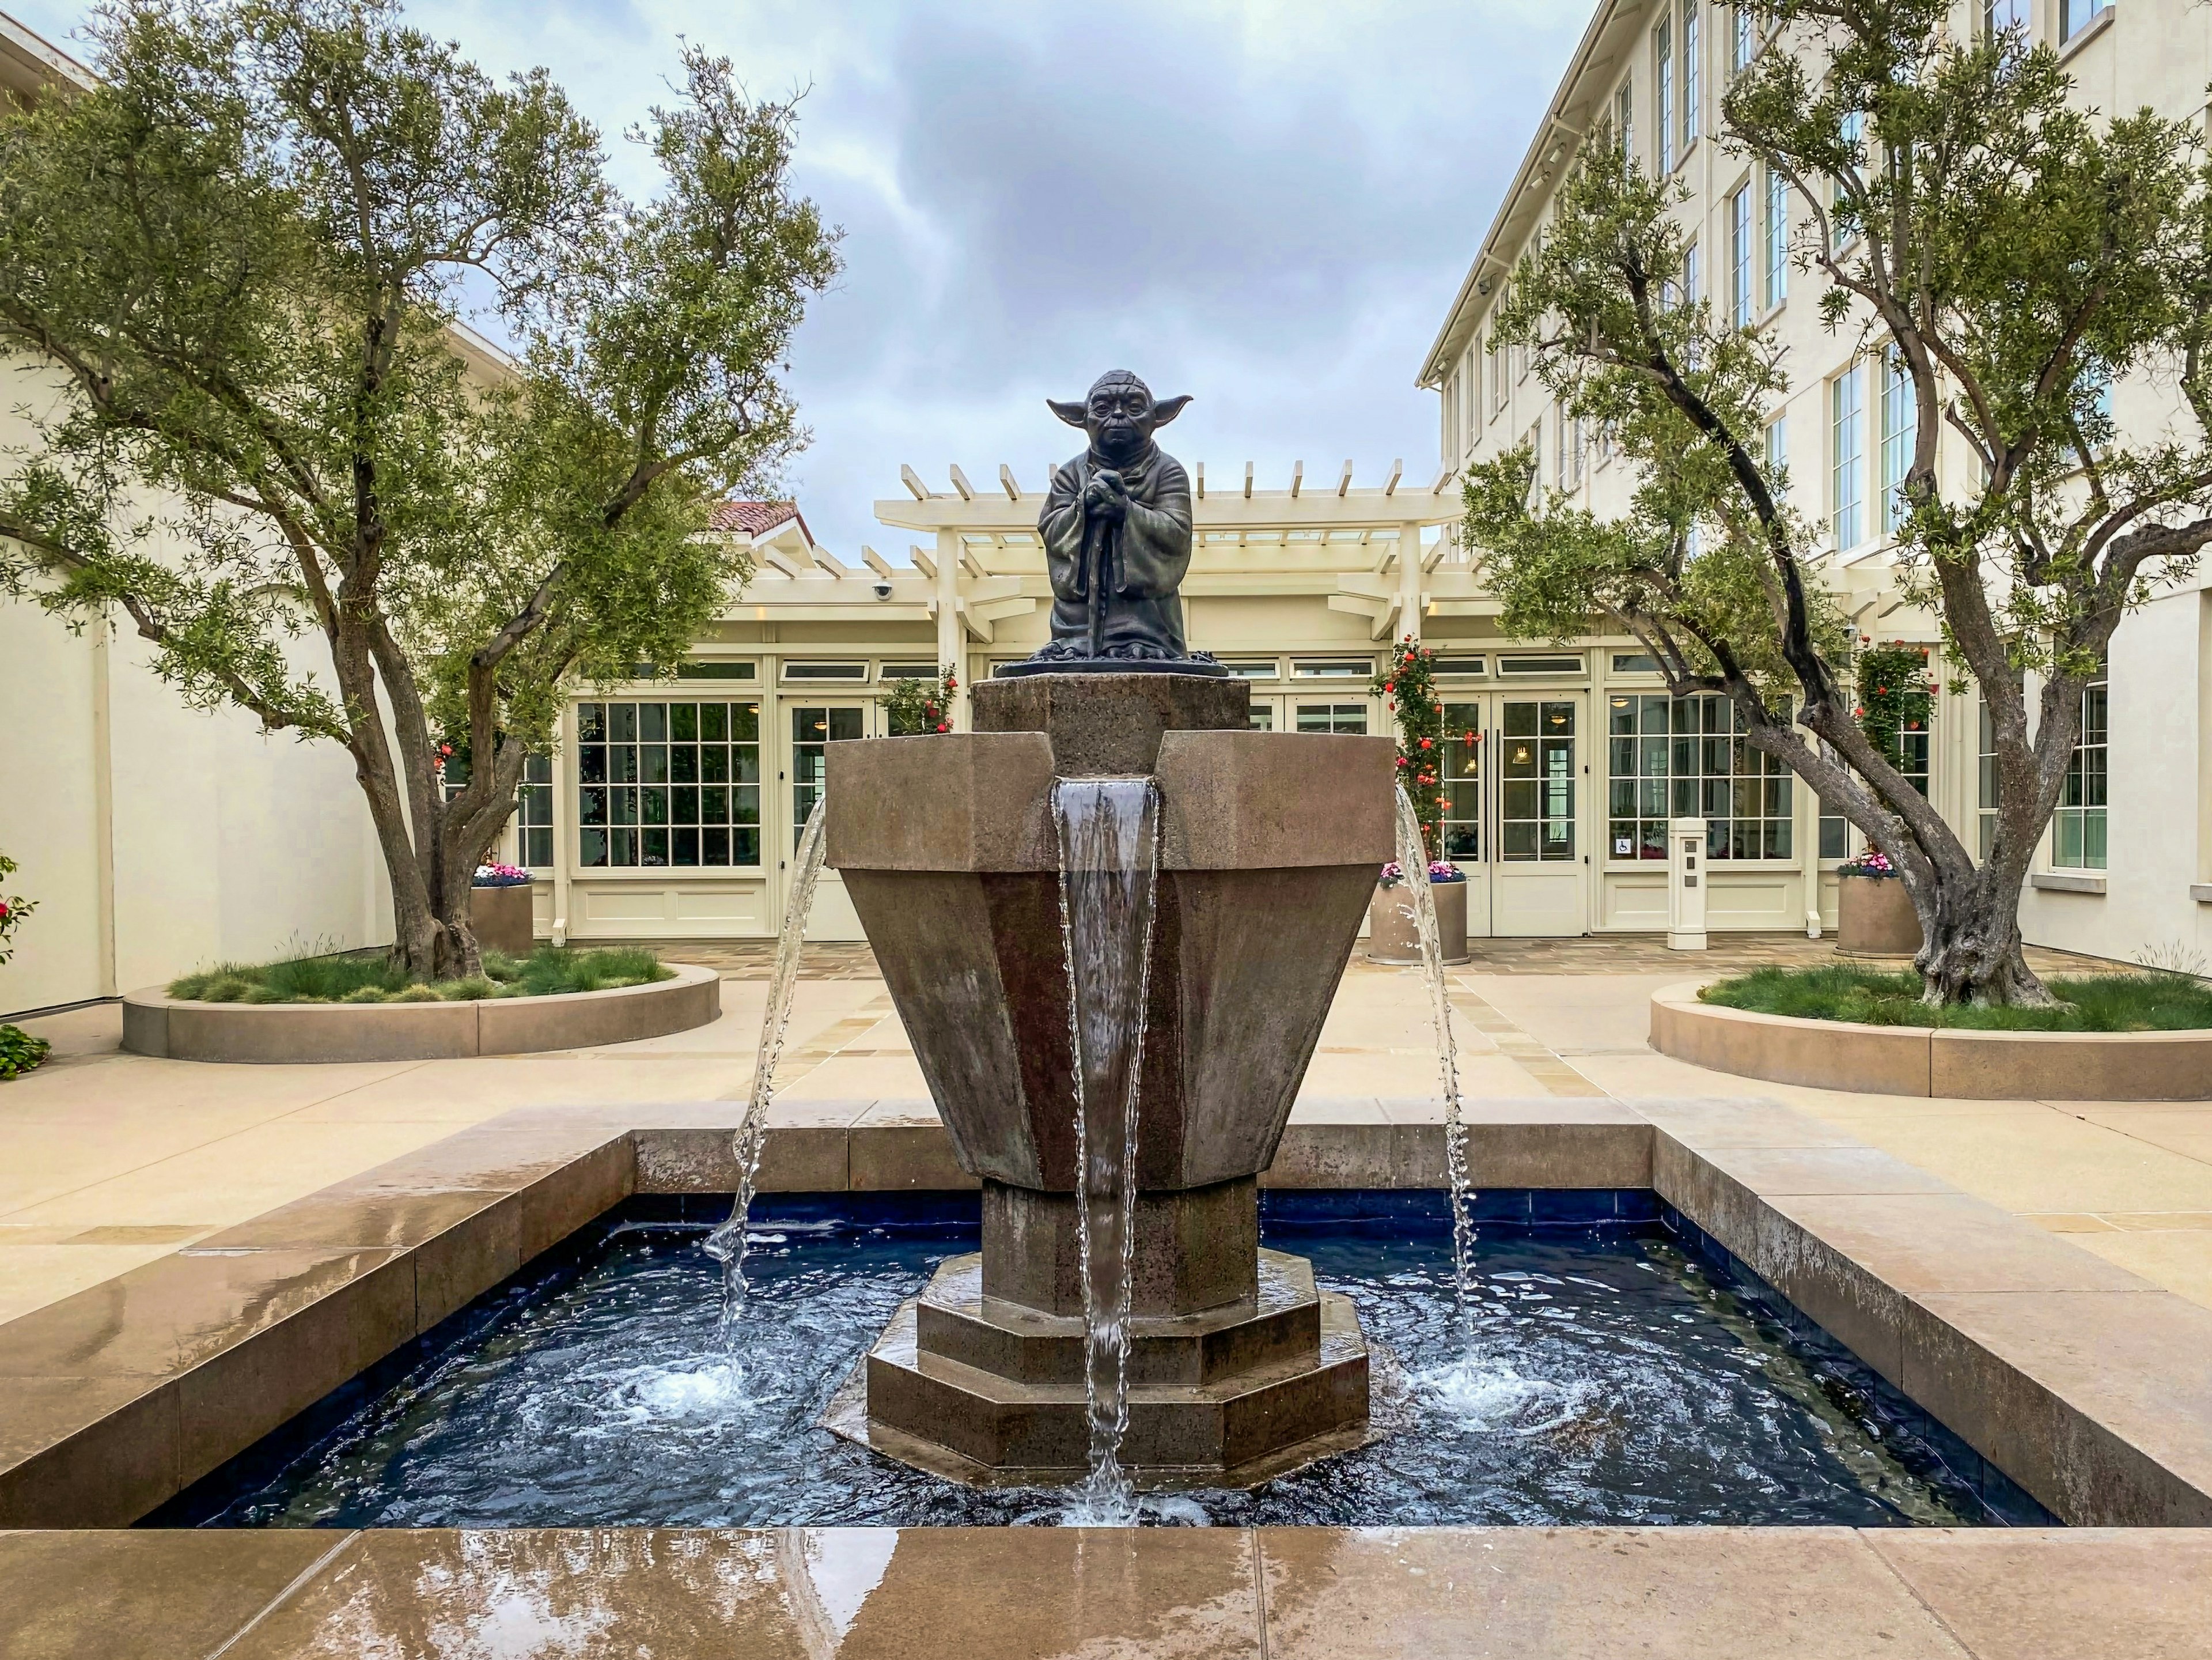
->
[1392,784,1476,1324]
[704,796,831,1350]
[1051,777,1162,1523]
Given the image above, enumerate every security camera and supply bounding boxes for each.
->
[872,581,893,599]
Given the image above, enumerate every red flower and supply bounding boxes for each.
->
[935,723,949,733]
[1418,737,1433,750]
[946,676,959,689]
[1397,756,1410,768]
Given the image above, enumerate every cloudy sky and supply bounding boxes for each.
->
[17,0,1586,559]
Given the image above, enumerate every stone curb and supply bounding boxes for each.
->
[4,1096,2209,1532]
[118,965,721,1064]
[1649,981,2212,1100]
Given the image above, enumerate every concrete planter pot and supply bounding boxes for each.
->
[1365,876,1469,966]
[1837,872,1922,956]
[471,882,537,958]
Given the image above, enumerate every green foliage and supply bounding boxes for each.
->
[167,943,668,1003]
[0,850,33,967]
[1371,639,1449,856]
[1851,641,1933,776]
[1725,2,2212,665]
[884,665,958,736]
[0,1,839,975]
[1699,965,2212,1031]
[0,1024,51,1081]
[1463,134,1847,709]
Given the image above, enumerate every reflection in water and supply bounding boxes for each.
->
[191,1210,1997,1530]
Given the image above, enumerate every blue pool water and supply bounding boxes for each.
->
[158,1194,2035,1529]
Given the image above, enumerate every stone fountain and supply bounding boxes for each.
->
[820,373,1393,1487]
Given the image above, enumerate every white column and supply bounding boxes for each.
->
[937,529,965,729]
[1399,522,1425,646]
[550,700,573,946]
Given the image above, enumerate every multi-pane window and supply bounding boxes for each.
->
[1441,702,1483,860]
[517,754,553,869]
[1296,703,1369,734]
[1986,0,2029,33]
[1501,701,1577,861]
[2062,0,2108,41]
[1609,693,1794,861]
[1831,362,1867,550]
[441,747,553,869]
[1656,18,1676,174]
[1557,409,1584,489]
[1834,111,1866,245]
[791,706,863,846]
[2052,675,2108,869]
[1444,372,1460,459]
[1683,237,1702,308]
[1616,79,1634,168]
[1765,415,1788,494]
[1728,184,1753,328]
[1764,164,1789,308]
[1681,1,1699,156]
[1881,353,1917,535]
[1730,4,1755,74]
[578,699,762,869]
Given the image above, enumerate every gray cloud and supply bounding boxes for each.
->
[13,0,1585,555]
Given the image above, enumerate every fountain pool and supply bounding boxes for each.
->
[151,1191,2044,1531]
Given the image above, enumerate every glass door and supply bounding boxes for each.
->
[1492,696,1587,935]
[1433,694,1588,937]
[1438,701,1492,937]
[790,704,866,846]
[787,702,867,938]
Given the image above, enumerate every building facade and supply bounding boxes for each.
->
[1417,0,2212,970]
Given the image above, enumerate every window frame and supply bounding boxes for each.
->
[1728,182,1753,330]
[2050,673,2109,871]
[574,696,765,873]
[1607,691,1797,865]
[1831,361,1868,552]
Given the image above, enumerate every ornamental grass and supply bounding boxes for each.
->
[169,945,671,1004]
[1699,965,2212,1031]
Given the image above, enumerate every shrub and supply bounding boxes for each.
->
[0,1023,50,1081]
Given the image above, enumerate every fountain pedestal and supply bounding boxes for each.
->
[821,672,1394,1487]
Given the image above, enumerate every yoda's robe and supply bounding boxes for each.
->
[1036,440,1194,659]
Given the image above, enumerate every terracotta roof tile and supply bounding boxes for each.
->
[709,500,811,542]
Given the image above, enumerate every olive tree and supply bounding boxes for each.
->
[0,0,839,978]
[1466,0,2212,1005]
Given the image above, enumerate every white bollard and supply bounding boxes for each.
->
[1667,816,1709,951]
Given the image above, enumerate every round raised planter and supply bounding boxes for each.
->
[1836,872,1923,957]
[1366,877,1470,966]
[470,882,537,958]
[1649,980,2212,1101]
[121,963,720,1064]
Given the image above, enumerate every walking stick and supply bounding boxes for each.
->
[1084,511,1107,660]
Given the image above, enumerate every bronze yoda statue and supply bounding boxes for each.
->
[1006,370,1224,675]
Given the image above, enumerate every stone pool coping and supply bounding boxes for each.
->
[6,1523,2210,1658]
[3,1095,2209,1537]
[118,963,721,1062]
[1650,980,2212,1099]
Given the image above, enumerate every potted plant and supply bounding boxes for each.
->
[0,850,51,1080]
[1365,640,1470,963]
[471,861,538,960]
[1368,858,1471,966]
[1836,850,1923,957]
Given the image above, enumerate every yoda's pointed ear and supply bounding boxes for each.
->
[1149,395,1194,426]
[1047,398,1089,428]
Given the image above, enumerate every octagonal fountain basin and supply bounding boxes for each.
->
[150,1191,2045,1530]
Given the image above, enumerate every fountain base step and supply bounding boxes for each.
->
[831,1251,1372,1489]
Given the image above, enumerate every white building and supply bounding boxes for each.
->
[1421,0,2212,970]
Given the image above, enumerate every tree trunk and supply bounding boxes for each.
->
[1904,863,2056,1009]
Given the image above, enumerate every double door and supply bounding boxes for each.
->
[1437,694,1588,937]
